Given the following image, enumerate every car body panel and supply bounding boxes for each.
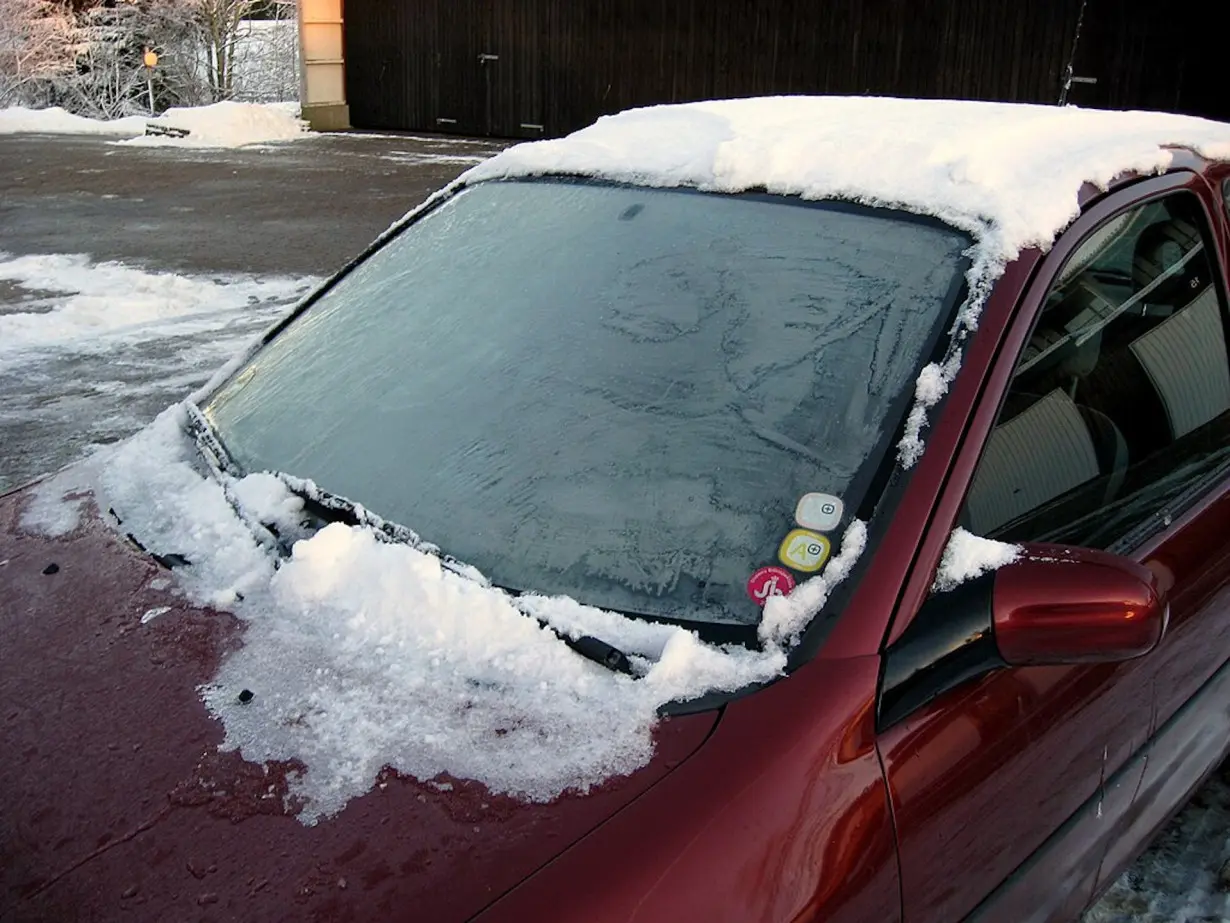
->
[473,653,899,923]
[0,494,717,922]
[879,168,1230,923]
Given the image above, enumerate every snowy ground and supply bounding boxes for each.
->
[0,125,1227,919]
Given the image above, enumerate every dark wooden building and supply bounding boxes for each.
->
[337,0,1226,139]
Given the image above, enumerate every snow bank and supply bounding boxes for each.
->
[0,106,147,136]
[23,408,869,821]
[932,527,1021,593]
[0,102,307,147]
[0,253,314,361]
[121,101,307,148]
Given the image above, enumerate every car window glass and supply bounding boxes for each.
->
[206,181,971,626]
[963,191,1230,550]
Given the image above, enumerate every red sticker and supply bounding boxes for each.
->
[746,566,796,606]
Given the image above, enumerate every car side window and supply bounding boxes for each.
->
[1223,178,1230,217]
[963,191,1230,551]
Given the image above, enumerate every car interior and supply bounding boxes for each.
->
[965,197,1230,547]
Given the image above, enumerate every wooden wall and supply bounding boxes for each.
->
[343,0,1224,138]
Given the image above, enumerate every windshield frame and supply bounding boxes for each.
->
[197,176,973,656]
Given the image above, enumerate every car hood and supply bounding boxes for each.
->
[0,487,718,922]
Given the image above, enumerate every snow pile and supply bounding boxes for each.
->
[0,106,147,136]
[24,409,868,821]
[0,102,307,147]
[932,527,1021,592]
[122,101,307,149]
[460,96,1230,467]
[0,253,313,361]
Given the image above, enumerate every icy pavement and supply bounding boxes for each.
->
[1086,765,1230,922]
[0,128,1226,920]
[0,252,315,492]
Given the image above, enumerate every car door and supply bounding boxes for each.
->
[1093,163,1230,894]
[875,170,1230,923]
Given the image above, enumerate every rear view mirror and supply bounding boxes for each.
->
[879,543,1166,730]
[993,545,1166,667]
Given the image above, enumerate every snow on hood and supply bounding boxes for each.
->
[23,406,867,822]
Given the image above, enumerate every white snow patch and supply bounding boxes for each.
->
[18,478,87,536]
[932,527,1022,593]
[467,97,1230,265]
[141,606,172,624]
[120,102,307,149]
[0,253,314,361]
[26,406,869,822]
[760,519,868,649]
[0,107,147,136]
[0,102,306,148]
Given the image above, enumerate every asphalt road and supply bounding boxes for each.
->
[0,130,505,493]
[0,131,505,276]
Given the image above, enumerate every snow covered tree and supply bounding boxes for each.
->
[0,0,77,105]
[193,0,258,100]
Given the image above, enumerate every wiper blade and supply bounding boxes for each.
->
[558,631,635,675]
[182,402,637,676]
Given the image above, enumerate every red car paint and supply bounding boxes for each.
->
[992,547,1165,666]
[3,152,1230,923]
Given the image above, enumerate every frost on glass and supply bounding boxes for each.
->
[207,181,968,625]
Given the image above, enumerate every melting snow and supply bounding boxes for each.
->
[932,527,1022,592]
[23,406,867,821]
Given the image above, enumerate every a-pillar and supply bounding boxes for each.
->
[298,0,350,130]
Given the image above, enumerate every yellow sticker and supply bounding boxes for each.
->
[778,529,832,573]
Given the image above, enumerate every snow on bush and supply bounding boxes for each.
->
[932,527,1021,593]
[23,410,868,822]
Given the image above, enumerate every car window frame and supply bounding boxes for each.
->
[881,168,1228,649]
[964,186,1230,554]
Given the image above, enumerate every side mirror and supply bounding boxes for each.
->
[993,545,1166,666]
[879,543,1166,730]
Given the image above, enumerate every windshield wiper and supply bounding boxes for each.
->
[182,402,637,676]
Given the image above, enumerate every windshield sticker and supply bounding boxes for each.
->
[778,529,832,573]
[747,566,796,606]
[795,493,844,532]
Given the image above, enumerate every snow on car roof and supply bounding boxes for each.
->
[469,96,1230,469]
[467,96,1230,264]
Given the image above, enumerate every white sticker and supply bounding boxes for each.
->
[795,493,844,532]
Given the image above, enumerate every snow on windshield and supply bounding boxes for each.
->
[23,406,867,822]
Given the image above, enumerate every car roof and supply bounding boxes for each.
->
[465,96,1230,264]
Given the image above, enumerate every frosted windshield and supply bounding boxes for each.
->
[205,180,969,626]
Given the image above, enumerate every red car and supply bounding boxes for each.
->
[4,98,1230,922]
